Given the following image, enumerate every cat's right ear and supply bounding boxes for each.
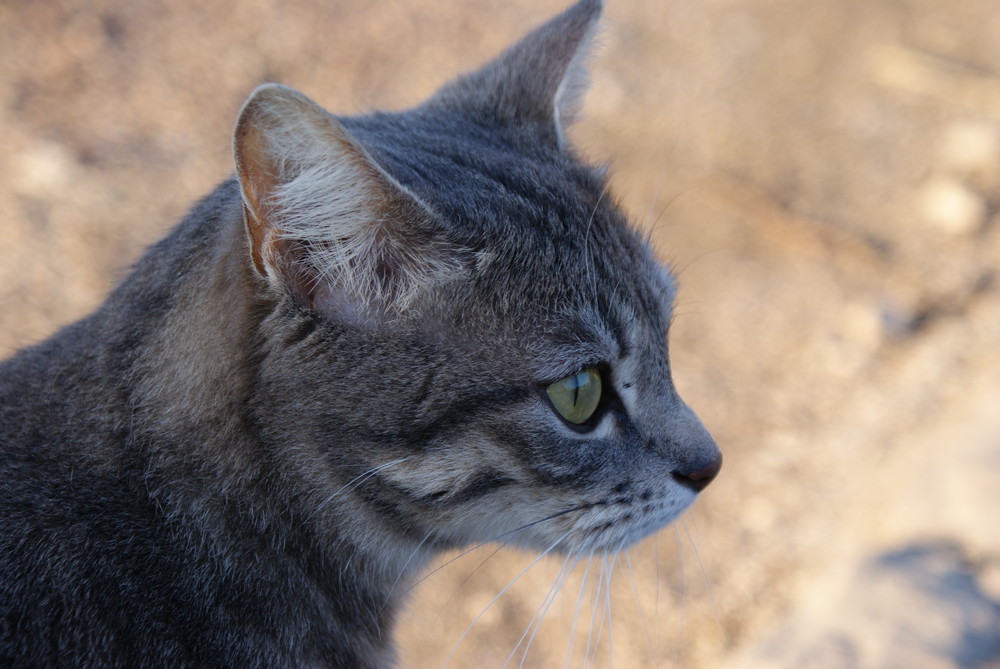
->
[233,84,460,326]
[427,0,602,151]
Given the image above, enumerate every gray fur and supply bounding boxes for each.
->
[0,1,720,666]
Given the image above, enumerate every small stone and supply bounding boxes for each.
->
[12,141,77,198]
[919,175,985,236]
[939,120,1000,182]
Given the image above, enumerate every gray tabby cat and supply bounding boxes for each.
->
[0,0,721,666]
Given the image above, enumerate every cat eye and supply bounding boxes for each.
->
[545,367,602,425]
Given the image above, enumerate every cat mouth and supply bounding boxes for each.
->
[576,508,686,552]
[531,489,696,554]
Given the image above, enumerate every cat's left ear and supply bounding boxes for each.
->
[233,84,462,327]
[428,0,602,150]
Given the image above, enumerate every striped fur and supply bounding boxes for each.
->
[0,0,720,666]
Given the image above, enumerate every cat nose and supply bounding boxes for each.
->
[671,451,722,492]
[662,399,722,493]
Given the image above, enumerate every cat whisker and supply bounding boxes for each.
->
[623,548,657,667]
[598,554,615,668]
[640,162,671,244]
[405,502,595,596]
[642,183,700,246]
[582,550,607,669]
[563,550,594,669]
[435,541,508,619]
[595,545,624,668]
[608,552,620,668]
[377,528,435,617]
[608,541,630,667]
[670,246,728,283]
[442,529,572,668]
[673,524,687,666]
[502,550,576,668]
[683,513,728,644]
[583,181,610,298]
[588,557,606,669]
[596,554,614,667]
[518,557,576,669]
[306,457,410,520]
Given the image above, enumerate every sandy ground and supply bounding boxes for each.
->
[2,0,999,667]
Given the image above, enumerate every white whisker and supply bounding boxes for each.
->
[378,529,434,616]
[517,558,573,669]
[583,182,610,299]
[591,555,612,667]
[408,504,589,597]
[442,530,571,668]
[623,549,656,667]
[308,457,410,519]
[674,524,686,667]
[605,555,615,669]
[583,552,606,669]
[641,165,669,243]
[503,551,576,668]
[564,551,594,669]
[435,542,507,618]
[683,513,727,644]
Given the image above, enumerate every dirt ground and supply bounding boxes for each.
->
[2,0,999,667]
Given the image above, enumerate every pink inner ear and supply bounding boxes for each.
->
[233,84,464,328]
[234,129,279,278]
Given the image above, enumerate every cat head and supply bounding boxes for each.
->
[233,0,720,556]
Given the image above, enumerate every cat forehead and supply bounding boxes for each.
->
[473,228,677,362]
[338,110,676,337]
[342,112,595,222]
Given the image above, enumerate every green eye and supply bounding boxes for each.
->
[545,367,602,425]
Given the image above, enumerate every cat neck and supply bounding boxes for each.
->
[106,180,435,652]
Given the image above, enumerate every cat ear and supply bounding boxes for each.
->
[234,84,460,326]
[428,0,602,150]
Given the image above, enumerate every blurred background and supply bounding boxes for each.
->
[2,0,999,666]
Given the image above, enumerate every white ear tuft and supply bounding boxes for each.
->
[233,84,462,324]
